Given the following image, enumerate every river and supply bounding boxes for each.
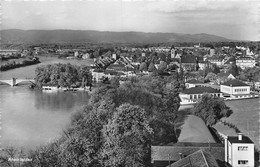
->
[0,85,90,150]
[0,56,92,151]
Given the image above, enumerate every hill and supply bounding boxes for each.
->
[0,29,231,44]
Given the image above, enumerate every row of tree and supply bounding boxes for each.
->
[0,57,40,71]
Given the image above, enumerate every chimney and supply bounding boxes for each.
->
[238,133,243,141]
[179,153,182,160]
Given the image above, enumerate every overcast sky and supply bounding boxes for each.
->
[1,0,258,41]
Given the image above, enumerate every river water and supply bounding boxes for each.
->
[0,85,89,150]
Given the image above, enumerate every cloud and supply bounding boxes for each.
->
[143,0,255,13]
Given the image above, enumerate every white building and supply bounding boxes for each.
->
[170,48,175,58]
[82,53,89,59]
[224,133,254,167]
[210,48,215,57]
[185,79,204,89]
[220,79,257,99]
[179,86,222,105]
[112,53,117,60]
[236,57,255,69]
[207,57,224,67]
[74,51,79,57]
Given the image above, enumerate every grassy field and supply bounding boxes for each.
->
[215,98,260,148]
[0,56,94,79]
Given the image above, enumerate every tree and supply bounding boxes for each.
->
[227,63,239,77]
[158,61,167,72]
[148,62,156,72]
[139,62,148,71]
[205,72,217,82]
[101,103,153,167]
[193,94,233,126]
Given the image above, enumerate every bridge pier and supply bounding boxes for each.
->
[0,78,35,87]
[10,78,16,87]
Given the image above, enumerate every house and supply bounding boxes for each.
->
[82,53,90,59]
[198,60,212,70]
[185,79,204,89]
[216,72,235,84]
[220,79,252,99]
[236,57,255,69]
[0,50,19,56]
[151,143,225,167]
[207,57,224,67]
[180,55,198,71]
[224,133,254,167]
[74,51,79,57]
[179,87,222,105]
[167,149,220,167]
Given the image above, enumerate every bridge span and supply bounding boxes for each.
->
[0,78,35,87]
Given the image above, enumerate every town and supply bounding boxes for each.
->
[0,41,259,167]
[0,0,259,166]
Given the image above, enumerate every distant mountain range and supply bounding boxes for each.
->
[1,29,231,44]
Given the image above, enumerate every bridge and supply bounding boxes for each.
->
[0,78,35,87]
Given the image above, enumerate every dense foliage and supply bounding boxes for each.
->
[35,63,92,87]
[193,94,233,126]
[0,57,40,71]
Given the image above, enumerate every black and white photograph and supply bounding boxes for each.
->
[0,0,259,166]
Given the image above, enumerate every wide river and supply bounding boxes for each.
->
[0,57,92,151]
[0,85,90,150]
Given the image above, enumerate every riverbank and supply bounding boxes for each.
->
[0,56,94,79]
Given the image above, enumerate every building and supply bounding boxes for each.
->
[210,48,215,57]
[151,143,225,167]
[185,79,204,89]
[74,51,79,57]
[236,57,255,69]
[179,87,222,105]
[207,57,224,67]
[82,53,90,59]
[224,133,254,167]
[180,55,198,71]
[112,53,117,60]
[170,48,175,58]
[0,50,18,56]
[167,150,219,167]
[220,79,252,99]
[216,72,235,84]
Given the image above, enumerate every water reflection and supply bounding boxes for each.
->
[0,85,89,150]
[35,90,90,111]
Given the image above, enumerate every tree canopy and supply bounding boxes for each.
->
[35,63,92,87]
[192,94,233,126]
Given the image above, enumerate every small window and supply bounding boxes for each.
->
[238,146,248,151]
[238,160,248,164]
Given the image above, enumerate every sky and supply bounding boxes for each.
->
[1,0,259,41]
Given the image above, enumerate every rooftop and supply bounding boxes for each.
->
[151,144,224,166]
[228,135,254,144]
[181,86,221,94]
[186,79,204,84]
[168,150,219,167]
[221,79,249,87]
